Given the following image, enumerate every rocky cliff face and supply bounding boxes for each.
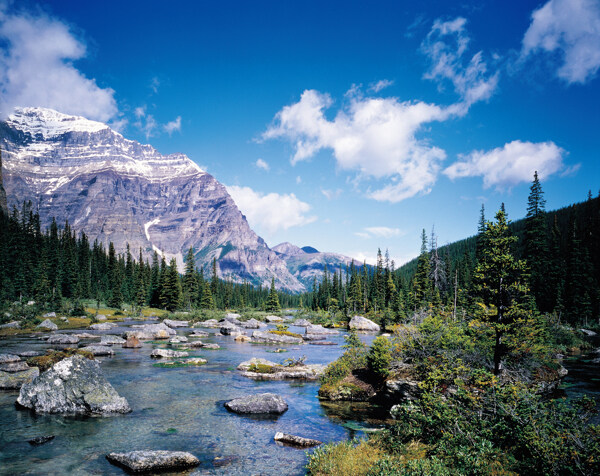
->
[2,107,304,292]
[0,147,7,214]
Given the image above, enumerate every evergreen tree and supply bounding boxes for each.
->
[413,229,431,308]
[200,281,215,309]
[524,171,550,311]
[474,209,528,375]
[265,277,282,313]
[160,258,182,312]
[107,242,123,308]
[183,247,199,309]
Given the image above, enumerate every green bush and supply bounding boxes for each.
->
[367,336,392,380]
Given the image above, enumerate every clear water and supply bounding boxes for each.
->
[0,321,379,475]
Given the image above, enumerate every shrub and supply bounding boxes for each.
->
[367,336,392,380]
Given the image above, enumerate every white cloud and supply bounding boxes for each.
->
[521,0,600,84]
[355,227,404,239]
[134,106,146,119]
[422,17,499,110]
[444,140,568,188]
[226,185,317,234]
[263,88,457,203]
[255,158,270,171]
[150,76,160,94]
[0,6,117,121]
[164,116,181,135]
[296,176,302,184]
[321,188,343,200]
[368,79,394,93]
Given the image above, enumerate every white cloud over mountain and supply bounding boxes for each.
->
[226,185,317,234]
[0,6,117,121]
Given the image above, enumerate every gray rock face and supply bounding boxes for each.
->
[0,367,39,389]
[150,349,188,358]
[81,345,115,356]
[37,319,58,331]
[42,312,56,318]
[0,321,20,329]
[89,323,116,331]
[126,323,175,340]
[169,336,188,344]
[225,393,288,414]
[17,355,130,414]
[274,432,322,447]
[189,330,209,337]
[305,324,339,336]
[2,107,304,292]
[100,335,126,345]
[0,353,21,363]
[293,319,312,327]
[349,316,380,332]
[265,315,284,323]
[47,334,80,345]
[106,450,200,473]
[195,319,219,328]
[0,361,31,372]
[163,319,188,328]
[251,330,303,345]
[220,321,243,336]
[239,318,264,329]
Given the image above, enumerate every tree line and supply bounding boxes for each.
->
[0,202,296,314]
[301,173,600,327]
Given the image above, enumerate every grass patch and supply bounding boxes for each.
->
[248,363,278,374]
[27,348,95,372]
[306,439,382,476]
[56,317,91,329]
[152,359,206,368]
[269,330,302,338]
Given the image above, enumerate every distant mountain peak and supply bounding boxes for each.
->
[272,242,306,256]
[301,246,319,254]
[8,107,110,139]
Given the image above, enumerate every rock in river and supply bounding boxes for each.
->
[306,324,339,336]
[0,367,39,389]
[274,432,322,447]
[37,319,58,331]
[150,349,188,358]
[123,335,142,348]
[225,393,288,414]
[81,345,115,356]
[17,355,131,414]
[106,450,199,473]
[47,334,80,345]
[100,335,126,345]
[349,315,380,332]
[163,319,189,328]
[251,330,303,345]
[0,353,21,364]
[0,361,31,372]
[89,323,116,331]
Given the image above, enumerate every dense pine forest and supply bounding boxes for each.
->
[302,174,600,328]
[0,202,298,318]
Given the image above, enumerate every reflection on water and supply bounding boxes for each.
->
[0,321,378,475]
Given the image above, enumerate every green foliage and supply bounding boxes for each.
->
[247,363,277,373]
[268,329,302,338]
[367,336,392,380]
[265,277,282,313]
[27,348,95,372]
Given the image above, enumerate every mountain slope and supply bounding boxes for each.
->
[273,242,361,288]
[1,107,304,292]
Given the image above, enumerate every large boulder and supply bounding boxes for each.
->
[237,357,278,371]
[125,323,175,340]
[0,321,20,329]
[169,336,188,344]
[0,367,39,389]
[225,393,288,414]
[42,312,56,318]
[251,330,303,345]
[0,361,31,372]
[123,335,142,348]
[37,319,58,331]
[163,319,189,328]
[47,334,80,345]
[106,451,199,473]
[220,321,243,336]
[189,330,209,337]
[349,316,380,332]
[17,355,131,414]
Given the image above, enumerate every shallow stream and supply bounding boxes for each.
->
[0,321,378,475]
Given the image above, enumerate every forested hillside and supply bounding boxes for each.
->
[0,202,298,317]
[302,175,600,327]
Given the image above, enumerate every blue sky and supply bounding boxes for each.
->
[1,0,599,265]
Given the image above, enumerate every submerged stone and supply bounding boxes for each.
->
[274,432,322,447]
[225,393,288,414]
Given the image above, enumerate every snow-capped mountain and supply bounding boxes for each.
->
[1,107,304,292]
[272,242,361,288]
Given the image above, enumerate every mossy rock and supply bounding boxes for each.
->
[248,363,278,374]
[268,330,302,339]
[27,348,95,372]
